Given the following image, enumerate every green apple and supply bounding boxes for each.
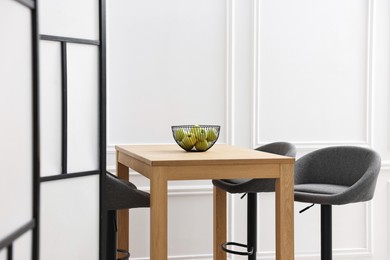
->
[175,128,185,141]
[195,128,207,141]
[190,125,208,141]
[195,140,209,151]
[207,128,218,142]
[190,125,201,135]
[181,133,197,150]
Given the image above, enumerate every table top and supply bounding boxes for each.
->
[116,144,294,166]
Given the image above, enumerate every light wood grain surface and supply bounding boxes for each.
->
[116,144,294,166]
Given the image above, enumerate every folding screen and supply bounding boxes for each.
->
[0,0,40,260]
[38,0,107,259]
[39,36,100,179]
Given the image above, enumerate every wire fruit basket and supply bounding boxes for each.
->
[171,125,220,152]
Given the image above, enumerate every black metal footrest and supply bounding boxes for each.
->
[221,241,254,256]
[117,249,130,260]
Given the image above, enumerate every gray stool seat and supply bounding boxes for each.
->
[105,172,150,260]
[294,146,381,205]
[105,172,150,210]
[212,142,296,259]
[294,146,381,260]
[213,178,276,194]
[295,183,348,195]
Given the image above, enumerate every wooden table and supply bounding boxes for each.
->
[115,144,295,260]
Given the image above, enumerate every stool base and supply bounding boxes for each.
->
[221,241,254,256]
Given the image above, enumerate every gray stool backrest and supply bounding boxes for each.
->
[105,172,150,210]
[295,146,381,204]
[255,142,296,157]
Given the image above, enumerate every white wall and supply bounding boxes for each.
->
[107,0,390,259]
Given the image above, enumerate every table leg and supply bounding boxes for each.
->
[275,163,294,260]
[213,186,227,260]
[150,168,168,260]
[117,161,129,257]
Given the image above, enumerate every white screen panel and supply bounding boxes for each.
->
[0,250,5,260]
[13,231,32,260]
[257,0,368,143]
[67,44,99,173]
[0,0,32,240]
[40,41,62,177]
[108,0,227,144]
[39,0,99,40]
[40,175,99,260]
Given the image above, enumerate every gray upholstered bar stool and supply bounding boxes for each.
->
[294,146,381,260]
[212,142,296,259]
[105,172,150,260]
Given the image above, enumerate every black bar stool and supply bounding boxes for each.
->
[212,142,296,259]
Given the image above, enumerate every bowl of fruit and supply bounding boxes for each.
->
[172,125,220,152]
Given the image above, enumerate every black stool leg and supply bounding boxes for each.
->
[106,210,117,260]
[247,193,257,260]
[321,205,332,260]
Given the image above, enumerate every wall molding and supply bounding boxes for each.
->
[225,0,236,250]
[226,0,235,145]
[251,0,375,150]
[388,181,390,256]
[365,200,374,256]
[382,161,390,170]
[134,185,213,197]
[258,248,372,260]
[130,254,213,260]
[365,0,375,147]
[251,0,260,150]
